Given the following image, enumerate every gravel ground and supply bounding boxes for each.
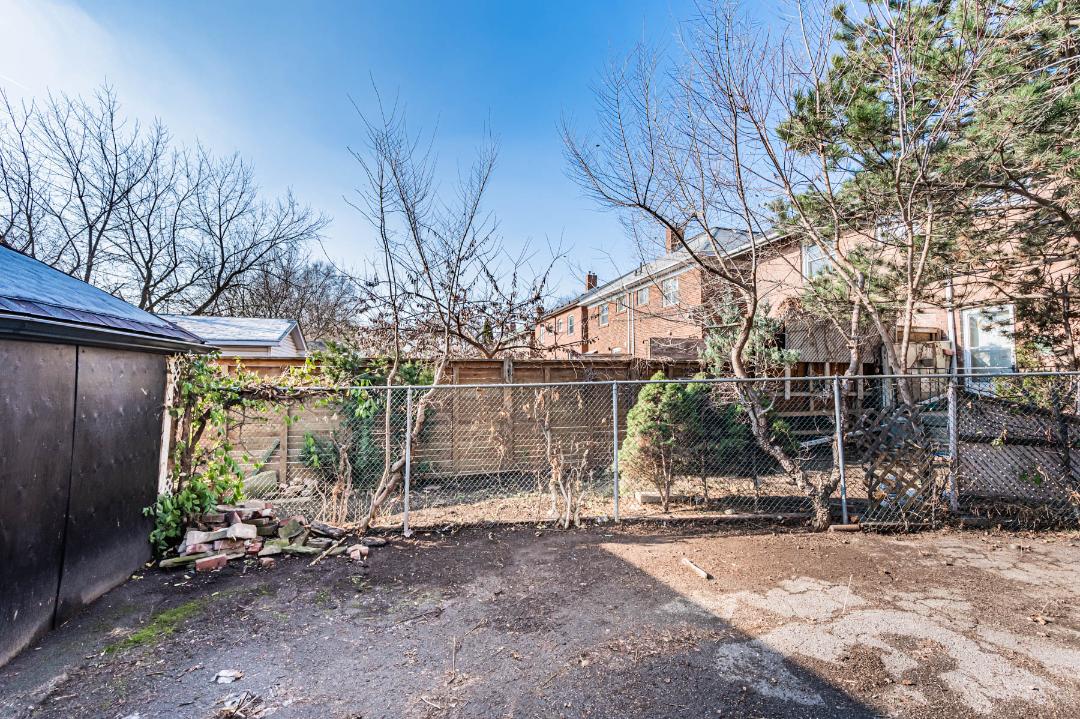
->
[1,523,1078,719]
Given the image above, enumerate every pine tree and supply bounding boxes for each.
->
[619,373,684,511]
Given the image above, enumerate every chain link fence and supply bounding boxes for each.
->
[222,371,1080,532]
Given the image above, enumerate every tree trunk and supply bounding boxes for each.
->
[810,482,833,531]
[357,356,447,534]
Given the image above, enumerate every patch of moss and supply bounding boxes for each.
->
[105,599,205,654]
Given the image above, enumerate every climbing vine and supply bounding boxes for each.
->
[145,354,325,554]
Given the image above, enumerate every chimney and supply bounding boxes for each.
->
[665,226,678,254]
[585,272,598,291]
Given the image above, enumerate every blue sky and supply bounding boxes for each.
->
[0,0,781,296]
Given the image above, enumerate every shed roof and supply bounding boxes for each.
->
[159,315,305,350]
[0,245,206,352]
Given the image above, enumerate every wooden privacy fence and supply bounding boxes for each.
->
[221,358,702,506]
[215,355,704,380]
[216,370,1079,530]
[223,370,867,513]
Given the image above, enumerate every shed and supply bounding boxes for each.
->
[159,315,308,358]
[0,245,205,666]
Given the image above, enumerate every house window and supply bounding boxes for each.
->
[598,304,609,327]
[803,242,832,278]
[616,295,627,314]
[662,277,679,307]
[539,324,545,342]
[556,318,563,334]
[962,304,1015,391]
[635,287,649,306]
[567,315,575,335]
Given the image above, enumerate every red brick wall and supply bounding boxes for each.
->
[586,267,705,357]
[535,306,589,357]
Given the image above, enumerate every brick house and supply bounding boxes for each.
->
[535,225,1076,381]
[535,228,803,361]
[535,273,596,358]
[581,234,710,359]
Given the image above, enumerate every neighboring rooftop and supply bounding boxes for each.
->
[0,245,205,352]
[578,228,757,306]
[160,315,308,357]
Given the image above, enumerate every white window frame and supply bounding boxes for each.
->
[567,315,574,336]
[615,295,627,314]
[635,286,649,306]
[556,318,563,334]
[661,277,679,307]
[538,324,545,342]
[802,242,832,278]
[598,304,609,327]
[962,304,1016,393]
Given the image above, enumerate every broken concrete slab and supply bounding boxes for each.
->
[256,523,280,537]
[184,528,228,545]
[277,518,305,541]
[225,523,257,540]
[212,539,247,553]
[279,544,322,556]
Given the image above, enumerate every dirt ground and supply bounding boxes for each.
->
[2,523,1079,719]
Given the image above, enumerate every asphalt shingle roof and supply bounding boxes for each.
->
[159,315,298,345]
[576,228,754,306]
[0,245,204,346]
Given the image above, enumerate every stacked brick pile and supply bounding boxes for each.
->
[158,501,385,571]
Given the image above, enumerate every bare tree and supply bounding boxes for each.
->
[351,106,557,362]
[0,92,44,255]
[345,95,558,531]
[213,246,367,341]
[563,42,842,523]
[697,2,1005,403]
[185,149,329,315]
[0,84,329,317]
[33,87,164,285]
[108,147,201,311]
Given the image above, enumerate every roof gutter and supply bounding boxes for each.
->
[0,314,210,354]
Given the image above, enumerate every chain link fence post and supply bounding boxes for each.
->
[403,385,413,537]
[611,380,620,523]
[947,372,960,513]
[832,376,849,525]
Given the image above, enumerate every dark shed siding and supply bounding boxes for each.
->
[0,341,168,665]
[0,340,77,666]
[56,347,165,621]
[0,246,205,667]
